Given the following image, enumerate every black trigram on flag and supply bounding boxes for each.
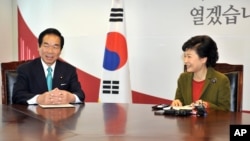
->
[109,8,123,22]
[102,80,119,94]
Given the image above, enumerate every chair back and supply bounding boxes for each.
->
[1,60,30,104]
[214,63,243,112]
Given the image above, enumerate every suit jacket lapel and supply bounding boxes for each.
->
[186,73,193,104]
[53,61,64,88]
[201,67,213,99]
[33,58,48,91]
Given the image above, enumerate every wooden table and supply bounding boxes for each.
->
[1,103,250,141]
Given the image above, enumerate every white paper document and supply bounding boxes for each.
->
[163,105,193,110]
[39,104,75,108]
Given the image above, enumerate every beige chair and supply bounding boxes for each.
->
[1,60,30,104]
[184,63,243,112]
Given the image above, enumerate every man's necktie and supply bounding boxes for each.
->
[47,67,52,91]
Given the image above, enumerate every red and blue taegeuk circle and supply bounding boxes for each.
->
[103,32,128,71]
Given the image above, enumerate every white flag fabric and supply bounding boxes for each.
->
[99,0,132,103]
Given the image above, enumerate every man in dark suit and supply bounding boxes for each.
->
[12,28,85,105]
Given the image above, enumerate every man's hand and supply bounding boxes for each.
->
[37,88,75,105]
